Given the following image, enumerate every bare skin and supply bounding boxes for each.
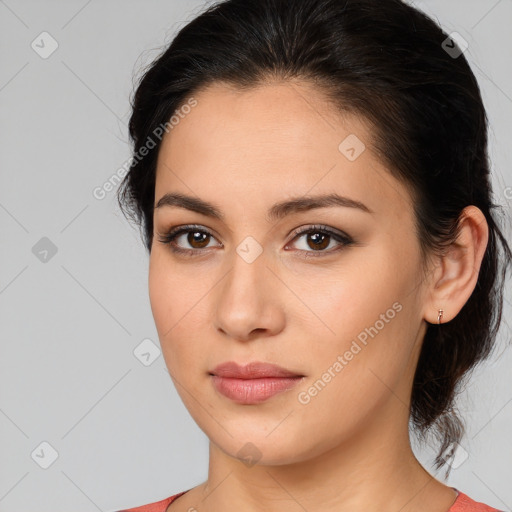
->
[146,80,489,512]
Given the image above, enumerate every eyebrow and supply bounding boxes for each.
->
[154,192,374,222]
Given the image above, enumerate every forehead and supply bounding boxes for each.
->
[160,80,369,157]
[154,81,414,219]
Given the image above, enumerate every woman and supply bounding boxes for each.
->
[115,0,511,510]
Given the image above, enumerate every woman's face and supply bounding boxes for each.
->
[149,80,433,465]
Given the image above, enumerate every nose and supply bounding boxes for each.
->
[213,247,286,342]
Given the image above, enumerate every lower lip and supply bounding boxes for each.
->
[210,375,304,404]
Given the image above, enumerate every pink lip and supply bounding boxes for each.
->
[209,361,305,404]
[210,361,303,379]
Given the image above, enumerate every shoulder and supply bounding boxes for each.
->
[450,489,504,512]
[115,490,189,512]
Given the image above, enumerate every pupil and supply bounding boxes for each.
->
[309,233,329,250]
[189,231,208,247]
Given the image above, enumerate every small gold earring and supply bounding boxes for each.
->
[437,309,444,324]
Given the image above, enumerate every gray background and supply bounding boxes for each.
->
[0,1,511,511]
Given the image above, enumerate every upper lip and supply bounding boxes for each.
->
[210,361,304,379]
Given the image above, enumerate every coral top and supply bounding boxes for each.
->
[117,487,504,512]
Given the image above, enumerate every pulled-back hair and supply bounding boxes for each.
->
[117,0,512,475]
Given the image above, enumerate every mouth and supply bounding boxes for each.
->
[209,360,304,379]
[209,361,305,404]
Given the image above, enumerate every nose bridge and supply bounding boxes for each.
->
[221,239,269,308]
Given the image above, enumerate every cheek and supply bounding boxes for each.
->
[148,249,197,331]
[148,252,172,334]
[291,268,416,441]
[148,251,210,374]
[148,253,187,363]
[294,244,419,373]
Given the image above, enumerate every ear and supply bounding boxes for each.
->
[424,205,489,324]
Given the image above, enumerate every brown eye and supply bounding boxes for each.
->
[287,225,353,256]
[157,223,353,258]
[186,230,211,249]
[157,225,221,255]
[304,232,331,250]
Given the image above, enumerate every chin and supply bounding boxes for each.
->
[206,423,322,467]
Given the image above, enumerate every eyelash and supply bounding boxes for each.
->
[156,224,354,259]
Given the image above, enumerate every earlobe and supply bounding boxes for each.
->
[425,205,489,325]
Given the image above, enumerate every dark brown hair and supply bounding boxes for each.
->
[117,0,512,476]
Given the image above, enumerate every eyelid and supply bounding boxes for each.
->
[287,224,351,243]
[157,223,353,256]
[156,224,222,250]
